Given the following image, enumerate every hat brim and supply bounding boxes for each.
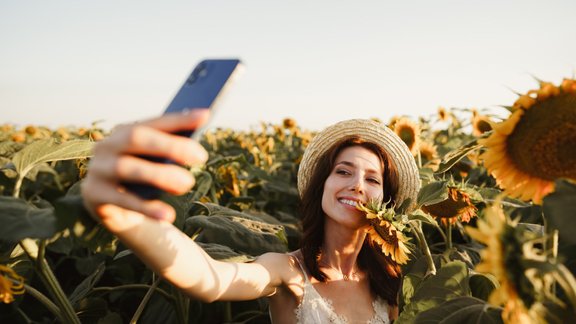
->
[297,119,420,209]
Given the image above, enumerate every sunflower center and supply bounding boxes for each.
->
[475,119,492,134]
[422,188,477,220]
[383,230,399,245]
[506,93,576,180]
[373,221,399,245]
[398,127,416,149]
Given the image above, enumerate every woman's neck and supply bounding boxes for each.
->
[320,224,367,279]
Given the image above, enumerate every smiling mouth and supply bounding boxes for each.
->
[338,198,360,207]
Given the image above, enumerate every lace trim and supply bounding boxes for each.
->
[291,255,389,324]
[295,290,348,323]
[295,276,390,323]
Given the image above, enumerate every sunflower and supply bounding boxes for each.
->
[466,203,546,323]
[387,115,401,129]
[216,165,241,197]
[356,200,412,265]
[471,110,493,137]
[479,78,576,204]
[283,117,297,130]
[392,117,421,156]
[419,140,440,171]
[438,106,451,121]
[421,185,479,225]
[0,264,25,304]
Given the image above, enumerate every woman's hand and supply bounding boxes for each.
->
[81,110,210,229]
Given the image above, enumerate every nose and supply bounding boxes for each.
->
[349,175,364,194]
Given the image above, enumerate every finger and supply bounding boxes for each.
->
[94,126,209,167]
[82,176,176,224]
[138,109,211,134]
[90,155,196,195]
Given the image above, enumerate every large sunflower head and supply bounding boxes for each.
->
[0,264,25,304]
[421,183,480,225]
[392,117,421,156]
[479,78,576,204]
[466,202,552,323]
[356,199,412,265]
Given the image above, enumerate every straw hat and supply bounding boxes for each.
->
[297,119,420,209]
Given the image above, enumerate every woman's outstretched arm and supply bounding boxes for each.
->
[81,110,284,302]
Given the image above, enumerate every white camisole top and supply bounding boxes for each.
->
[292,257,391,324]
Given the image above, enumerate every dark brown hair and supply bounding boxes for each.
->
[299,136,402,305]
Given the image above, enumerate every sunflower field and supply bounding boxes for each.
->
[1,78,575,323]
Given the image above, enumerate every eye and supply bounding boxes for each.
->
[367,177,382,185]
[335,168,351,176]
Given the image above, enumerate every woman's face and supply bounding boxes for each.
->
[321,146,384,229]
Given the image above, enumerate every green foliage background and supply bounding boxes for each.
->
[0,111,575,323]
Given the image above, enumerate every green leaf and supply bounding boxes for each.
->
[543,179,576,245]
[435,139,481,175]
[97,312,124,324]
[76,297,109,323]
[414,296,503,324]
[417,181,449,207]
[469,272,498,302]
[398,260,471,323]
[0,196,57,241]
[0,141,24,159]
[419,167,436,185]
[12,138,94,179]
[197,242,255,262]
[477,187,530,208]
[185,204,288,256]
[140,288,179,324]
[69,262,106,306]
[189,170,213,202]
[53,194,115,253]
[409,209,440,227]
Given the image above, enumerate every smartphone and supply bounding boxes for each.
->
[124,58,243,199]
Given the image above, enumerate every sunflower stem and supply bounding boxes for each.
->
[413,221,436,276]
[224,301,233,322]
[22,282,61,320]
[90,284,174,300]
[19,239,80,324]
[130,275,161,324]
[173,286,190,324]
[446,222,453,250]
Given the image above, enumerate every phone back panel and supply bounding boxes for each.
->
[165,59,241,113]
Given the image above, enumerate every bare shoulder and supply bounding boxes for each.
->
[257,251,306,321]
[253,251,305,291]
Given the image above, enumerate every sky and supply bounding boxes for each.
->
[1,0,575,133]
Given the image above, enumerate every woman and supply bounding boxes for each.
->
[81,110,420,323]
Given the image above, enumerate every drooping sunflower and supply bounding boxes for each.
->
[392,117,421,156]
[421,185,480,225]
[466,203,546,323]
[0,264,25,304]
[479,78,576,204]
[356,200,412,265]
